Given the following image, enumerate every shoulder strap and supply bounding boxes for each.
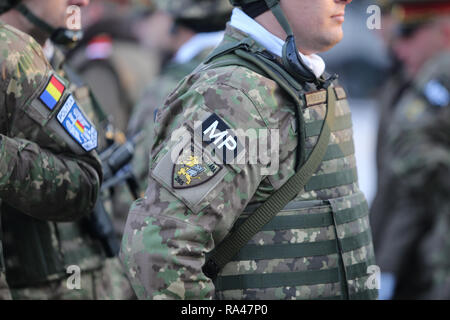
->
[201,45,338,279]
[201,46,308,170]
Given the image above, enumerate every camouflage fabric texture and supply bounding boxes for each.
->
[0,21,101,297]
[114,46,220,238]
[0,21,133,299]
[0,22,101,221]
[6,42,134,299]
[120,25,377,300]
[370,52,450,299]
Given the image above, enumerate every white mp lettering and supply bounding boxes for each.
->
[203,120,237,151]
[217,135,237,151]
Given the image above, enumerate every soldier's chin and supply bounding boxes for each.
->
[317,34,342,53]
[329,29,344,48]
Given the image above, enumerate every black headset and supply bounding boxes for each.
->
[234,0,336,88]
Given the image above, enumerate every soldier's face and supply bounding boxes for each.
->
[24,0,90,29]
[393,19,450,76]
[280,0,352,54]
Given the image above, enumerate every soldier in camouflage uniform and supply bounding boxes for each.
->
[115,0,232,238]
[370,0,450,300]
[1,0,133,299]
[120,0,379,300]
[0,0,103,299]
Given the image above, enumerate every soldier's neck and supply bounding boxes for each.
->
[254,10,315,56]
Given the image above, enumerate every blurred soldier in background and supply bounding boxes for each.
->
[0,0,133,299]
[112,0,233,236]
[370,0,450,300]
[66,0,162,133]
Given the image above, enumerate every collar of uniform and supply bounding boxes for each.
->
[43,40,66,71]
[173,31,225,65]
[229,8,325,78]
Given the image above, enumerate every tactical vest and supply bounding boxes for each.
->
[1,51,106,288]
[199,36,378,300]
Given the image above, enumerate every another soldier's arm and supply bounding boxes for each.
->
[0,133,101,221]
[120,85,268,299]
[0,25,102,221]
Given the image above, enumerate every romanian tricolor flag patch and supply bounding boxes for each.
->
[39,75,65,110]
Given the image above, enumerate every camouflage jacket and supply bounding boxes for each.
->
[120,25,374,300]
[370,52,450,299]
[0,22,102,221]
[113,46,220,233]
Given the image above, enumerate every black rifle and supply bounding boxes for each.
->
[83,132,144,257]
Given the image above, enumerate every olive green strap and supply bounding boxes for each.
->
[203,86,337,279]
[215,259,375,291]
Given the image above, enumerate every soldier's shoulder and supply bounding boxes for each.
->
[193,63,279,107]
[194,62,276,93]
[180,64,279,129]
[0,23,49,78]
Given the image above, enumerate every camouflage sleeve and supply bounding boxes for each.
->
[0,24,102,221]
[120,80,272,299]
[0,134,101,221]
